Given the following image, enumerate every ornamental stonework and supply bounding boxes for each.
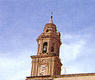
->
[26,16,95,80]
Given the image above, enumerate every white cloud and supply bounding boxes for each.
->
[60,34,86,74]
[0,50,32,80]
[62,66,83,74]
[60,34,86,62]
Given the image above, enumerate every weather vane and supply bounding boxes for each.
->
[51,12,53,16]
[51,12,53,20]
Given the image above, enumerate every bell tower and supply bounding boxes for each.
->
[26,16,62,79]
[37,16,61,57]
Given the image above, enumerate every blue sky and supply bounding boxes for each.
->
[0,0,95,80]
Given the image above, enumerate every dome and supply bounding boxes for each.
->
[43,16,57,33]
[43,23,57,33]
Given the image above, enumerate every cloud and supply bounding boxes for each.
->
[60,34,86,74]
[62,66,83,74]
[0,51,32,80]
[60,34,86,62]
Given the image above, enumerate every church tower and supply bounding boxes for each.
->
[26,16,95,80]
[26,16,62,80]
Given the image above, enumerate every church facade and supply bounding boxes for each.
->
[26,16,95,80]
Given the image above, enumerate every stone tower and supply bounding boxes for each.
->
[26,16,95,80]
[26,16,62,80]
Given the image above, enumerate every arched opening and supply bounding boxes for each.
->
[42,42,48,53]
[46,29,49,32]
[51,46,54,52]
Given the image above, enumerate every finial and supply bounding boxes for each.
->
[49,12,53,23]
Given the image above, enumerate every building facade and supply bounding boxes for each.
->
[26,16,95,80]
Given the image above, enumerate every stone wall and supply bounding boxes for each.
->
[54,74,95,80]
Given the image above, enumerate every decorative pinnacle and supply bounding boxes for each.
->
[49,12,53,23]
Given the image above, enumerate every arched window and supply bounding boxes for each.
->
[51,46,54,52]
[42,42,48,53]
[46,29,49,32]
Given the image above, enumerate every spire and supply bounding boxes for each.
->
[49,16,53,23]
[49,12,53,23]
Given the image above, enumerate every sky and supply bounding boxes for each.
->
[0,0,95,80]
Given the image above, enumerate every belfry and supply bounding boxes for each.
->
[26,16,62,80]
[26,16,95,80]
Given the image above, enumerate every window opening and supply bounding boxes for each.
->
[43,42,48,53]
